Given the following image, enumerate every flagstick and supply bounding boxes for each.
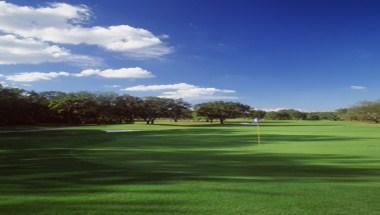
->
[256,122,261,144]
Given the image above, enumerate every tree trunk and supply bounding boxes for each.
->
[220,118,224,124]
[151,119,155,124]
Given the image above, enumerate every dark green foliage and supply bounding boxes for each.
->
[1,84,378,125]
[307,112,339,121]
[265,110,291,120]
[306,113,320,120]
[0,87,56,125]
[167,99,192,122]
[250,109,266,119]
[195,101,250,124]
[265,109,306,120]
[0,86,193,126]
[49,92,99,124]
[140,97,171,124]
[113,95,143,123]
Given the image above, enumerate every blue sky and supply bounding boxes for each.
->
[0,0,379,111]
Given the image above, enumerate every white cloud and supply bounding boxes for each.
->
[350,85,367,90]
[0,81,8,87]
[0,34,95,65]
[123,83,237,100]
[5,72,70,82]
[0,1,172,58]
[124,83,195,91]
[2,67,153,82]
[104,84,121,88]
[74,67,154,78]
[261,107,304,112]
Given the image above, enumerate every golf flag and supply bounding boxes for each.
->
[253,118,261,144]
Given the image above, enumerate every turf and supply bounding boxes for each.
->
[0,120,379,214]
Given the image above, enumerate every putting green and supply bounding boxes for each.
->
[0,120,379,214]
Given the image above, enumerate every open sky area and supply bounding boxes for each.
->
[0,0,379,111]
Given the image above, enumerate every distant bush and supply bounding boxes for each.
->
[306,112,339,121]
[265,109,306,120]
[249,109,266,119]
[340,101,380,123]
[306,113,320,120]
[265,111,291,120]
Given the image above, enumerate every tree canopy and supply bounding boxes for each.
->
[195,101,250,124]
[0,85,192,126]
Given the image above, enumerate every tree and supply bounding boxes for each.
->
[140,97,171,124]
[344,101,380,123]
[306,113,320,120]
[265,109,306,120]
[49,93,99,124]
[250,109,266,119]
[0,87,28,125]
[114,95,142,123]
[265,111,292,120]
[94,93,119,124]
[167,99,192,122]
[285,109,307,120]
[195,101,250,124]
[313,112,339,121]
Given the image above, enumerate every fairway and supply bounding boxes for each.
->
[0,120,379,215]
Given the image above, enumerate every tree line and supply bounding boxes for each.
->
[337,101,380,124]
[252,103,379,123]
[0,86,192,125]
[0,84,379,125]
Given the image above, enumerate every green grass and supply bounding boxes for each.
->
[0,120,379,214]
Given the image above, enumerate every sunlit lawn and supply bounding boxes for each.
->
[0,120,379,214]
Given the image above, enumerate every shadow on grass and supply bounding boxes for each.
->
[1,127,379,197]
[155,121,341,128]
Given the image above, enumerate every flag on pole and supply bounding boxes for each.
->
[253,118,261,144]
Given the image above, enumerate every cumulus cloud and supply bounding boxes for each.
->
[5,72,70,82]
[74,67,154,78]
[123,83,237,100]
[0,1,172,58]
[0,34,95,65]
[350,85,367,90]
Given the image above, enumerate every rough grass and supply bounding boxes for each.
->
[0,120,379,214]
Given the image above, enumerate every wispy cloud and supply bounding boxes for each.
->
[104,84,121,88]
[74,67,154,79]
[0,34,95,65]
[1,67,154,82]
[5,72,70,82]
[350,85,367,90]
[123,83,237,100]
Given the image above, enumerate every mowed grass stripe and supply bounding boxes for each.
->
[0,120,379,215]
